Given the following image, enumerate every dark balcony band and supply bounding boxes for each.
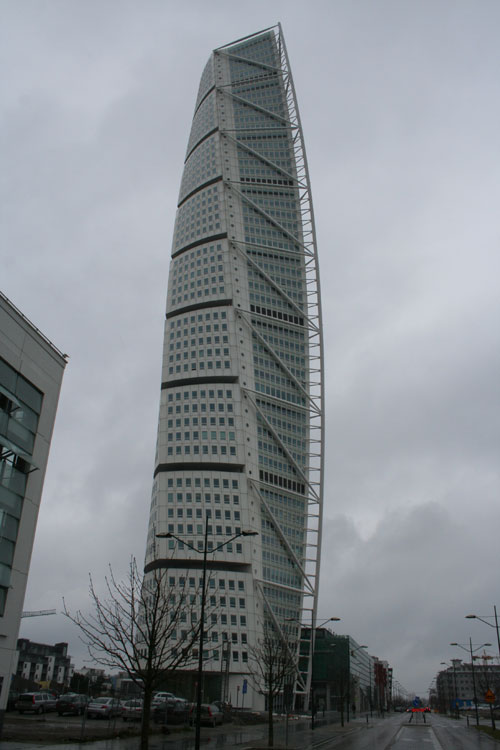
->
[144,558,252,575]
[161,375,238,390]
[178,175,223,209]
[166,298,233,320]
[193,84,216,119]
[171,232,228,259]
[154,462,245,478]
[185,126,219,162]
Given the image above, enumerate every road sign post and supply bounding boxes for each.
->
[485,690,496,730]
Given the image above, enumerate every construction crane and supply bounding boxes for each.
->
[21,609,56,618]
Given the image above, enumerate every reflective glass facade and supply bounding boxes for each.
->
[0,292,66,724]
[0,358,42,615]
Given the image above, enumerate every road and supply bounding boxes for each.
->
[290,713,500,750]
[2,713,499,750]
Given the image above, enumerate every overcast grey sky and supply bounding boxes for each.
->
[2,0,499,698]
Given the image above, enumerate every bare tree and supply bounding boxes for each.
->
[248,623,297,747]
[64,558,207,750]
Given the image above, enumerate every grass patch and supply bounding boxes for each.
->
[475,724,500,741]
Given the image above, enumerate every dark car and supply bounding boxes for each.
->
[189,703,223,727]
[153,696,189,725]
[56,693,88,716]
[16,692,57,714]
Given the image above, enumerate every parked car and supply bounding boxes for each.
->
[152,691,176,704]
[86,697,122,719]
[56,694,88,716]
[189,703,223,727]
[16,692,57,714]
[122,699,143,722]
[153,696,189,725]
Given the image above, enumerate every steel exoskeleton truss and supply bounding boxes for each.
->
[215,24,325,710]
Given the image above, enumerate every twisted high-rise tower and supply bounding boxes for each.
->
[145,25,324,709]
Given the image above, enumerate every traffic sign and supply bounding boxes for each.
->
[485,689,495,704]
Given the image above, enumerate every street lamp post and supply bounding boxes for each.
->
[466,606,500,662]
[465,609,499,731]
[450,639,491,727]
[157,521,258,750]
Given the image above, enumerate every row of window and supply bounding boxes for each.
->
[168,576,245,591]
[168,389,232,401]
[258,424,304,452]
[261,488,306,513]
[173,647,248,663]
[254,326,306,354]
[169,348,230,360]
[167,524,240,537]
[168,430,235,441]
[171,288,226,306]
[166,444,237,457]
[167,477,239,489]
[166,507,239,518]
[254,352,306,382]
[165,493,239,506]
[259,437,305,469]
[167,417,234,428]
[167,401,234,414]
[259,470,305,495]
[168,314,229,347]
[255,380,306,406]
[250,304,303,327]
[166,538,242,554]
[170,336,229,351]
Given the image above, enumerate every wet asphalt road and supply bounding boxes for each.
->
[2,712,499,750]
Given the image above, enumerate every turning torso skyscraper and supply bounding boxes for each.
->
[144,25,324,709]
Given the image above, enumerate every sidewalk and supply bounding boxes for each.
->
[242,711,390,749]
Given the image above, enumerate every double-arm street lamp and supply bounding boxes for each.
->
[450,638,491,726]
[156,521,258,750]
[466,606,500,662]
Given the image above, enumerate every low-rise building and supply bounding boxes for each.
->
[16,638,73,688]
[308,627,392,716]
[436,659,500,711]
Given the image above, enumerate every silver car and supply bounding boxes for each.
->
[86,697,122,719]
[16,692,57,714]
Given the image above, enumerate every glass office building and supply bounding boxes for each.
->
[144,25,323,708]
[0,292,66,731]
